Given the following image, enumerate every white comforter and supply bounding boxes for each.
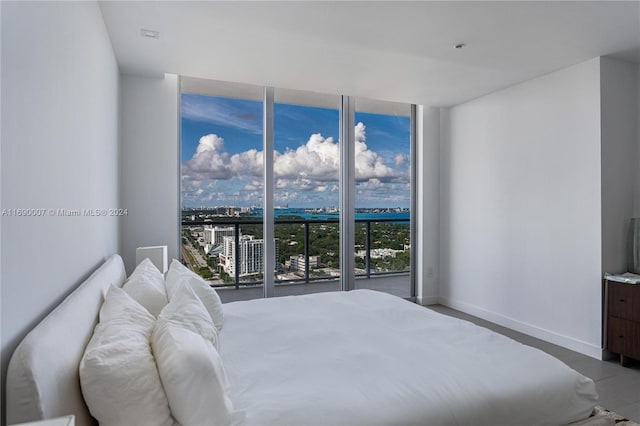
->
[220,290,597,426]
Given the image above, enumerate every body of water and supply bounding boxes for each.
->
[249,208,410,221]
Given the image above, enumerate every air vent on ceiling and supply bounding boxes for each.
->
[140,29,160,40]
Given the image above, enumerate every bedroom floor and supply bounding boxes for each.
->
[427,305,640,422]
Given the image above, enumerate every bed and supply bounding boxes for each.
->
[6,254,599,425]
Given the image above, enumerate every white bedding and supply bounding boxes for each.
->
[220,290,597,426]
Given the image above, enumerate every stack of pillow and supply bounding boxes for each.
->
[79,258,244,426]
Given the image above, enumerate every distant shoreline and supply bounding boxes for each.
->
[269,211,409,221]
[182,207,410,222]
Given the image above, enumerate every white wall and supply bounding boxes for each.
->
[0,1,120,420]
[600,58,638,274]
[120,74,179,274]
[416,106,440,304]
[440,59,604,358]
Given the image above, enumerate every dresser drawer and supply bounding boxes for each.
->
[607,317,640,360]
[607,281,640,322]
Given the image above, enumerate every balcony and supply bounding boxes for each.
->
[182,217,411,302]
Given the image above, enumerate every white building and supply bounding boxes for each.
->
[355,248,402,259]
[221,235,264,277]
[204,226,236,246]
[220,235,280,277]
[289,255,320,272]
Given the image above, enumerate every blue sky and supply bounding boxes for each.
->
[181,93,410,209]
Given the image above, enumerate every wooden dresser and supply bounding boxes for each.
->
[605,279,640,366]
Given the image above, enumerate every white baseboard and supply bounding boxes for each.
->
[438,296,602,360]
[417,296,439,306]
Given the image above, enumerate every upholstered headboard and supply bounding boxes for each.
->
[6,254,127,426]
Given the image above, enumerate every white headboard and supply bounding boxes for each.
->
[6,254,127,426]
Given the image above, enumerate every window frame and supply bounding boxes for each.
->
[179,77,417,300]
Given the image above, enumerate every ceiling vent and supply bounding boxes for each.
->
[140,29,160,40]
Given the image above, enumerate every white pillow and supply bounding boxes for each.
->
[166,259,224,330]
[152,322,244,426]
[80,286,174,426]
[123,257,168,317]
[157,283,218,349]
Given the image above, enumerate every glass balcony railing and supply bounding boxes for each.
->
[181,217,411,301]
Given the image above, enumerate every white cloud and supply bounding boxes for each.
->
[355,181,410,207]
[359,178,383,189]
[273,123,394,188]
[196,133,224,153]
[354,123,394,181]
[276,191,298,202]
[274,133,339,182]
[355,122,366,143]
[230,149,263,177]
[182,123,403,206]
[394,153,408,168]
[243,179,263,191]
[185,134,232,179]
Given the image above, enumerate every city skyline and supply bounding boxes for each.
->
[181,93,411,209]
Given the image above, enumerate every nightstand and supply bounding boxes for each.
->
[605,279,640,366]
[10,415,74,426]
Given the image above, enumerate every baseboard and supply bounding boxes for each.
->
[439,296,602,360]
[417,296,439,306]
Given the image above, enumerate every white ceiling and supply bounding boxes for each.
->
[99,1,640,107]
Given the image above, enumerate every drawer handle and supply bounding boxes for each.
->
[618,335,625,339]
[619,299,626,302]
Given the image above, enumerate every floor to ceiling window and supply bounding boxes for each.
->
[272,88,342,297]
[180,77,415,302]
[353,98,413,298]
[180,79,265,301]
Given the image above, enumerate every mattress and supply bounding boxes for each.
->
[220,289,597,426]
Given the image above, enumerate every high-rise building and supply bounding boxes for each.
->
[220,234,279,278]
[221,235,264,277]
[204,226,236,246]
